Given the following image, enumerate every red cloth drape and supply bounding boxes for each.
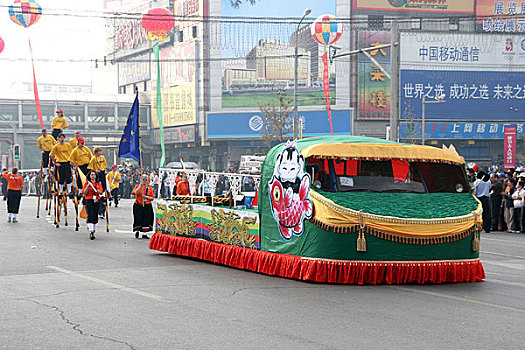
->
[149,233,485,285]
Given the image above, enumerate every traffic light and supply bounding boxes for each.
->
[13,144,20,160]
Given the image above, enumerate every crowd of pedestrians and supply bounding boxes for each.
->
[472,165,525,234]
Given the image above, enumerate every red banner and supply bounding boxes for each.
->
[321,52,333,135]
[504,126,517,171]
[28,37,44,130]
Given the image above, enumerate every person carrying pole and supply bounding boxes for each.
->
[107,165,121,208]
[87,147,108,219]
[70,137,92,231]
[132,174,154,239]
[82,170,103,240]
[69,137,92,192]
[50,133,73,228]
[3,168,24,223]
[36,129,56,218]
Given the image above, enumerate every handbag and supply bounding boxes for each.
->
[80,205,87,219]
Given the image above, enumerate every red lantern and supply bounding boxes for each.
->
[140,8,175,41]
[0,37,4,54]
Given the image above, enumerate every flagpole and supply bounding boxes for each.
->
[135,88,143,174]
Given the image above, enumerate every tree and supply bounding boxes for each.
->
[259,92,293,147]
[400,101,420,144]
[229,0,258,8]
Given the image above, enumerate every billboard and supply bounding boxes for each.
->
[357,31,391,120]
[151,83,196,127]
[400,33,525,67]
[118,53,151,86]
[220,0,337,109]
[159,41,196,87]
[110,0,172,59]
[400,70,525,121]
[400,33,525,122]
[207,109,351,139]
[174,0,203,29]
[151,41,197,128]
[152,125,195,144]
[399,121,525,139]
[353,0,474,13]
[477,0,525,32]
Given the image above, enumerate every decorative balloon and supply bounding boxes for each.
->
[311,14,343,46]
[8,0,44,130]
[310,14,343,136]
[8,0,42,28]
[140,8,175,41]
[0,37,4,54]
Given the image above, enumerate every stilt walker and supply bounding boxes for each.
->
[103,187,110,232]
[62,178,68,227]
[49,132,73,228]
[54,163,60,228]
[36,153,44,218]
[46,170,52,215]
[72,167,79,231]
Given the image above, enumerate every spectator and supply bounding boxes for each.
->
[1,168,8,200]
[160,172,171,198]
[474,171,491,233]
[150,170,160,198]
[512,179,525,233]
[490,173,505,231]
[503,178,517,233]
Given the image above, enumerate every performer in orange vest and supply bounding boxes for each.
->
[132,174,154,239]
[3,168,24,223]
[82,170,103,240]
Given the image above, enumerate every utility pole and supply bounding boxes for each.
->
[293,8,311,139]
[389,21,399,142]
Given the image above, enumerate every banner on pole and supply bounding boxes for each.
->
[504,126,517,171]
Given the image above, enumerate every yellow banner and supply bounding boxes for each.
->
[354,0,474,13]
[152,83,196,128]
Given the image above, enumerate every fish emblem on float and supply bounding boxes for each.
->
[268,140,313,240]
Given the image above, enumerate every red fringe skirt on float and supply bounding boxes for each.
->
[149,233,485,285]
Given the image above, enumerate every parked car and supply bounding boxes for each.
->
[165,161,200,171]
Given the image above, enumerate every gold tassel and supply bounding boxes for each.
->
[472,232,480,252]
[357,210,366,252]
[357,231,367,252]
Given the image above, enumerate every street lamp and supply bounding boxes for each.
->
[293,8,311,139]
[421,94,445,145]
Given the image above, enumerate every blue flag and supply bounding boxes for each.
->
[118,94,141,165]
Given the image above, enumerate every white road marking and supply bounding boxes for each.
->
[486,278,525,288]
[482,260,525,270]
[47,266,162,301]
[481,251,525,259]
[482,237,525,245]
[388,286,525,314]
[115,229,133,234]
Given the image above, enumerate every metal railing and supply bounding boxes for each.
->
[158,168,261,207]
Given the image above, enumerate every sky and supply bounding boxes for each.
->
[0,0,106,92]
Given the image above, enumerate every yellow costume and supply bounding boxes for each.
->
[37,135,56,152]
[69,146,93,167]
[50,143,73,162]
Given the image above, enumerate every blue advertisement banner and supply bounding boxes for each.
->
[399,122,524,140]
[400,70,525,121]
[207,110,351,139]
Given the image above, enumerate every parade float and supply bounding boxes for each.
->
[149,136,485,284]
